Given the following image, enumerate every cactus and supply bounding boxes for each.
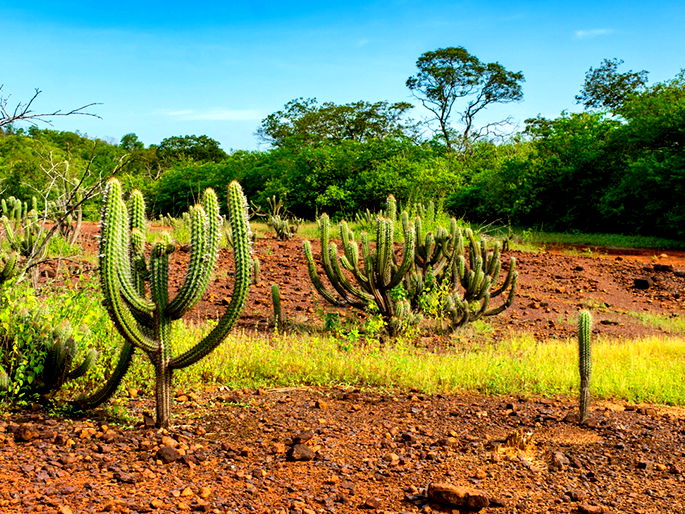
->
[267,214,301,240]
[37,332,98,395]
[303,212,415,335]
[271,283,283,330]
[251,256,261,285]
[441,230,517,329]
[1,196,47,262]
[578,310,592,424]
[75,179,251,428]
[0,252,19,286]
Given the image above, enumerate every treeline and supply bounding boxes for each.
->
[0,67,683,239]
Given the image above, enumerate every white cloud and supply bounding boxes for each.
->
[159,108,263,121]
[574,28,615,40]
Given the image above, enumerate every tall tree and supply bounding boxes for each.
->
[406,47,524,150]
[576,58,649,111]
[257,98,416,147]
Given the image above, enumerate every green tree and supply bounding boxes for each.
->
[576,58,649,112]
[156,134,226,164]
[406,47,524,150]
[257,98,416,147]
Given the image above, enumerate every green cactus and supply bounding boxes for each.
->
[37,332,98,395]
[267,214,301,240]
[303,212,415,335]
[75,179,252,428]
[1,196,47,262]
[441,231,518,329]
[578,310,592,424]
[251,256,261,285]
[271,283,283,330]
[0,252,19,286]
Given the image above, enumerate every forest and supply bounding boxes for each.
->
[1,52,683,239]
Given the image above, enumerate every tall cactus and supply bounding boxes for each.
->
[76,179,251,428]
[303,212,415,335]
[578,310,592,424]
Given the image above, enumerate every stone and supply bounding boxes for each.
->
[633,278,653,289]
[577,504,607,513]
[653,263,673,272]
[286,443,315,461]
[361,496,382,509]
[551,451,570,470]
[13,424,39,442]
[674,270,685,278]
[426,482,489,510]
[156,445,182,464]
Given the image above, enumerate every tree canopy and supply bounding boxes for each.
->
[257,98,417,147]
[406,46,524,150]
[576,58,649,112]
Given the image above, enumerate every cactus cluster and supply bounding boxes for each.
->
[1,196,47,262]
[46,192,83,245]
[304,196,517,335]
[303,210,416,335]
[578,310,592,424]
[75,179,252,427]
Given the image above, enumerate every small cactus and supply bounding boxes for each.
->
[578,310,592,424]
[271,283,283,330]
[0,365,8,391]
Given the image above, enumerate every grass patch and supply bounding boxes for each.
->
[508,230,685,251]
[625,311,685,336]
[172,329,685,405]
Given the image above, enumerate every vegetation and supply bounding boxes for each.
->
[75,180,251,427]
[578,310,592,423]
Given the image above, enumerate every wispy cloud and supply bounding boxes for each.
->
[574,28,614,40]
[160,108,263,121]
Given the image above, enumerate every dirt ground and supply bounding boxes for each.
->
[2,223,684,513]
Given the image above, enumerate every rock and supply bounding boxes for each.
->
[633,278,653,289]
[156,445,182,464]
[361,496,382,509]
[286,443,315,461]
[653,264,674,272]
[551,451,571,470]
[636,460,652,470]
[113,471,138,484]
[384,453,401,466]
[577,504,607,513]
[426,482,489,510]
[161,435,178,448]
[315,400,329,410]
[13,424,39,442]
[293,430,314,443]
[674,270,685,278]
[565,489,587,501]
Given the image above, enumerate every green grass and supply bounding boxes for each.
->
[508,230,685,251]
[164,328,685,405]
[625,311,685,336]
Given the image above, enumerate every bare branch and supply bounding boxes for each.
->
[0,85,101,129]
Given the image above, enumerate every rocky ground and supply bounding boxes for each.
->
[2,223,683,513]
[1,388,684,513]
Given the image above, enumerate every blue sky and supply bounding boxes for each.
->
[1,1,683,150]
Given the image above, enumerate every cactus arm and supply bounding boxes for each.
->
[66,349,98,380]
[303,240,345,307]
[72,342,135,409]
[167,189,221,319]
[485,272,518,316]
[99,180,156,353]
[387,222,415,290]
[491,258,517,297]
[170,181,251,370]
[327,244,373,306]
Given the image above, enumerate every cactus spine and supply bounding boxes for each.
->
[303,212,415,335]
[578,310,592,424]
[77,179,251,428]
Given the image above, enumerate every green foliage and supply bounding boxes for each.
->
[576,58,649,111]
[0,280,100,400]
[257,97,417,147]
[157,134,226,164]
[81,179,251,427]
